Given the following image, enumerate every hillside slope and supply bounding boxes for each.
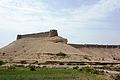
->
[0,36,85,60]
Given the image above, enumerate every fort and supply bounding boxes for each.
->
[17,29,58,40]
[69,44,120,49]
[16,29,120,49]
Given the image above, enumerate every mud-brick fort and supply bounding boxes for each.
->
[17,29,120,49]
[17,30,58,40]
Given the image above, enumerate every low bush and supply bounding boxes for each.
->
[32,61,38,64]
[83,55,91,61]
[0,60,4,65]
[20,60,27,64]
[15,64,24,67]
[29,66,36,71]
[79,67,98,74]
[56,52,66,57]
[59,62,64,65]
[42,66,47,68]
[8,66,16,70]
[73,66,79,70]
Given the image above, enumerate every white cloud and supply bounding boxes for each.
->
[69,0,120,23]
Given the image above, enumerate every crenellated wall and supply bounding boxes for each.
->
[69,44,120,49]
[17,30,58,40]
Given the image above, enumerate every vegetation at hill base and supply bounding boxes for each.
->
[0,66,112,80]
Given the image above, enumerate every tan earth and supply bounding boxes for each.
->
[0,36,86,60]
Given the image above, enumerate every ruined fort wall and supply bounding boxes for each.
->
[69,44,120,49]
[17,30,58,40]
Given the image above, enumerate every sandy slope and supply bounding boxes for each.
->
[78,48,120,61]
[0,36,84,60]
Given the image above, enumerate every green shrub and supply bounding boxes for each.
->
[15,64,24,67]
[30,66,36,71]
[56,52,66,57]
[20,60,27,64]
[0,60,4,65]
[59,62,64,65]
[8,66,16,70]
[79,67,98,74]
[42,66,47,68]
[32,61,38,64]
[73,66,79,70]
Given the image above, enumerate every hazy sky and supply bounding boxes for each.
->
[0,0,120,48]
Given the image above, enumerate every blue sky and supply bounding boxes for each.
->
[0,0,120,48]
